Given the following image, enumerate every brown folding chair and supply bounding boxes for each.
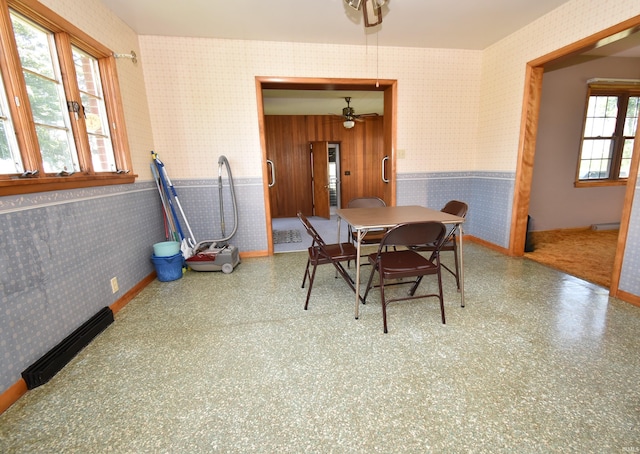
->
[346,197,388,246]
[363,221,447,333]
[298,212,359,310]
[412,200,468,290]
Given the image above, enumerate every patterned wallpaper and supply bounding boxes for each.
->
[139,37,483,179]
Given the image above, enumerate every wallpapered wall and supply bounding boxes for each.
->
[1,0,640,397]
[139,38,483,180]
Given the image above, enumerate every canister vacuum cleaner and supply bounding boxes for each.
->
[186,155,240,273]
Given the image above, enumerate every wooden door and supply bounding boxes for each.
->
[265,116,313,217]
[339,116,388,206]
[264,114,388,218]
[310,141,330,219]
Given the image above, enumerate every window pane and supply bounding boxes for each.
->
[624,96,639,137]
[22,72,66,126]
[35,126,75,173]
[10,15,55,79]
[585,96,617,137]
[0,71,23,174]
[579,139,611,179]
[11,12,79,174]
[73,47,116,172]
[619,138,634,178]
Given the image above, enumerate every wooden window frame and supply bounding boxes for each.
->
[575,84,639,188]
[0,0,134,196]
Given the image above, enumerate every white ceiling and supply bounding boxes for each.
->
[98,0,640,115]
[99,0,575,50]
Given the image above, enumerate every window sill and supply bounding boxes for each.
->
[0,173,137,196]
[574,179,627,188]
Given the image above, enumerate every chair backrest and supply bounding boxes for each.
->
[297,211,326,248]
[441,200,468,218]
[347,197,386,209]
[380,221,447,251]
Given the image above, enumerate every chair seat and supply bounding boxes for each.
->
[351,230,386,244]
[414,239,455,251]
[363,221,448,333]
[298,212,359,310]
[369,250,437,278]
[309,242,358,263]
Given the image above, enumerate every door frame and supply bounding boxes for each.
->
[510,15,640,300]
[255,76,398,255]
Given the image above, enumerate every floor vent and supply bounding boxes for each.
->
[22,307,114,389]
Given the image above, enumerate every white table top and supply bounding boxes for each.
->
[336,205,465,230]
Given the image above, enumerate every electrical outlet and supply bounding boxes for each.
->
[110,277,119,293]
[397,149,406,159]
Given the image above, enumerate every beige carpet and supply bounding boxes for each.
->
[524,228,619,288]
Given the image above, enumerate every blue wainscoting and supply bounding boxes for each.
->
[0,183,164,391]
[169,177,267,252]
[397,171,514,248]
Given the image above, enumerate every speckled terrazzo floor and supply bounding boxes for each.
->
[1,243,640,453]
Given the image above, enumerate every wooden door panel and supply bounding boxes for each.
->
[265,114,387,218]
[265,116,312,217]
[311,141,330,219]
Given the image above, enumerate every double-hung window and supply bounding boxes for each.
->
[0,0,133,195]
[576,83,639,186]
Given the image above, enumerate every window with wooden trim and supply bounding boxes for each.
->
[0,0,134,196]
[576,83,639,186]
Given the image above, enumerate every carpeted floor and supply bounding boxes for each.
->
[524,227,618,288]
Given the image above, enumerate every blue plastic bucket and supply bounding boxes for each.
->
[151,253,184,282]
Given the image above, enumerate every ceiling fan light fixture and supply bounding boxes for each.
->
[372,0,387,7]
[345,0,362,10]
[343,120,356,129]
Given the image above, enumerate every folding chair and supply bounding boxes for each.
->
[346,197,387,246]
[363,221,447,333]
[298,212,359,310]
[412,200,468,290]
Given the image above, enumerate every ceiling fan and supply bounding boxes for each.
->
[344,0,388,27]
[334,97,379,129]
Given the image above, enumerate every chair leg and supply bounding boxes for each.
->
[408,276,423,296]
[304,263,319,310]
[379,275,389,333]
[301,258,311,289]
[437,266,446,324]
[362,262,378,304]
[452,240,461,290]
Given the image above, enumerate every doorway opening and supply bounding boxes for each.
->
[512,18,640,298]
[255,76,398,255]
[328,143,341,215]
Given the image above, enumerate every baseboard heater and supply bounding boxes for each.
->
[21,306,114,389]
[591,222,620,231]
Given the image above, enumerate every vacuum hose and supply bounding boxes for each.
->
[193,155,238,252]
[217,155,238,244]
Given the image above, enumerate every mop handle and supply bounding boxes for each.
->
[152,151,197,248]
